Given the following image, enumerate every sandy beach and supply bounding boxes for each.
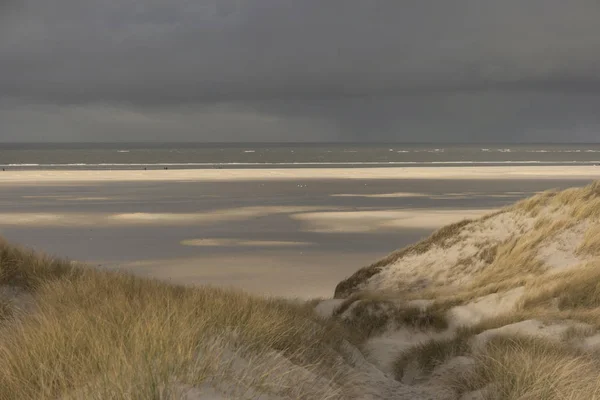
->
[1,165,600,184]
[0,166,597,297]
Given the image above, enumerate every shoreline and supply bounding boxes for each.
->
[1,165,599,184]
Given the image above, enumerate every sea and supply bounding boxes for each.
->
[1,143,600,170]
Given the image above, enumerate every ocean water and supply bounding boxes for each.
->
[1,143,600,170]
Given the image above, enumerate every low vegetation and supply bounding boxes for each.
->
[0,241,358,399]
[392,314,531,381]
[454,336,600,400]
[335,295,448,340]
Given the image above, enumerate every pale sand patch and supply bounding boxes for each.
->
[0,206,324,227]
[407,299,436,310]
[331,192,427,198]
[64,197,113,201]
[314,299,346,319]
[110,251,383,299]
[292,209,495,233]
[1,166,599,185]
[537,221,588,271]
[471,320,593,351]
[0,213,65,225]
[20,195,116,202]
[21,195,70,199]
[110,206,321,223]
[579,333,600,352]
[181,238,312,247]
[448,287,525,328]
[431,195,472,200]
[333,192,538,200]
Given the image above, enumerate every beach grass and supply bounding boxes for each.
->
[452,336,600,400]
[0,240,357,400]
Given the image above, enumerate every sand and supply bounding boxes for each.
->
[291,209,496,233]
[109,252,386,299]
[180,239,312,247]
[1,165,599,184]
[2,166,597,299]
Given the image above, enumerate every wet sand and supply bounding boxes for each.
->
[0,167,597,298]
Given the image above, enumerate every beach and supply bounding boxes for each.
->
[1,165,600,184]
[1,166,598,298]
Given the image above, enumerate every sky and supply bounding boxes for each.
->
[1,0,600,143]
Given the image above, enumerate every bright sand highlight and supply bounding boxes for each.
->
[1,165,600,184]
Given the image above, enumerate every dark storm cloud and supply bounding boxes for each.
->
[1,0,600,142]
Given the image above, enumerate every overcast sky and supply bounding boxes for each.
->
[1,0,600,143]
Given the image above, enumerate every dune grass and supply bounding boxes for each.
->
[510,188,559,216]
[392,313,533,381]
[330,291,448,341]
[514,181,600,220]
[0,238,80,289]
[0,241,357,400]
[521,261,600,311]
[339,300,448,340]
[0,297,12,321]
[409,217,571,310]
[453,335,600,400]
[393,333,471,380]
[578,224,600,256]
[334,218,476,298]
[371,182,600,398]
[337,181,600,303]
[332,291,397,317]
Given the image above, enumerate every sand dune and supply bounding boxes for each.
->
[326,181,600,399]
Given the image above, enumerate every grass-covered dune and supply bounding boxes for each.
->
[0,241,366,400]
[3,181,600,399]
[328,181,600,400]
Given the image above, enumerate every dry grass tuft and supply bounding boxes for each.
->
[477,243,499,265]
[332,291,397,317]
[0,238,81,289]
[393,333,471,380]
[453,335,600,400]
[521,261,600,311]
[0,298,12,321]
[338,298,447,340]
[393,313,532,381]
[516,181,600,220]
[578,225,600,256]
[511,189,558,216]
